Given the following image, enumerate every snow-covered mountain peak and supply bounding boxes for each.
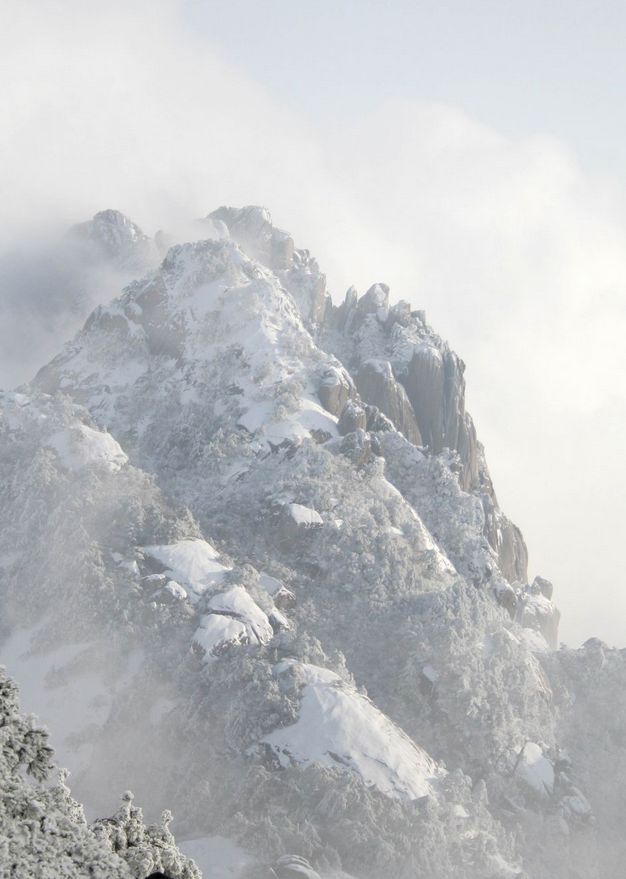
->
[203,204,330,326]
[34,231,346,456]
[68,209,160,272]
[205,205,294,272]
[6,204,605,879]
[32,208,554,623]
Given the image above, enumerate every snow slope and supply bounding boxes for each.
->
[262,661,439,800]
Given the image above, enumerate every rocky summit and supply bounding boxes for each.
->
[1,206,624,879]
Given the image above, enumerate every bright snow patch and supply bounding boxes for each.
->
[262,661,438,800]
[143,539,230,599]
[193,586,275,658]
[47,424,127,472]
[515,742,554,796]
[193,615,249,657]
[164,580,187,600]
[288,503,323,527]
[258,573,294,603]
[422,663,439,683]
[208,586,274,644]
[236,395,336,445]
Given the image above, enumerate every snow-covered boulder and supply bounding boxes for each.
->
[47,422,128,472]
[143,539,230,600]
[262,661,440,800]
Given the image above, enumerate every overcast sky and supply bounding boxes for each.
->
[1,0,625,646]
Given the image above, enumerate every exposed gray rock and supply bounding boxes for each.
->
[480,488,529,584]
[400,344,479,491]
[318,366,354,416]
[338,428,375,466]
[356,358,422,444]
[495,582,518,617]
[533,575,554,600]
[331,285,359,332]
[401,345,444,453]
[499,520,529,584]
[19,204,603,879]
[355,282,390,323]
[319,282,529,582]
[364,404,395,433]
[281,248,330,325]
[337,400,367,435]
[385,298,412,328]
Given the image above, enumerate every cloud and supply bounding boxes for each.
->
[317,101,626,646]
[1,0,625,645]
[0,0,351,241]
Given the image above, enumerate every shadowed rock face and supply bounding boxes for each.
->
[324,283,480,489]
[496,518,529,584]
[400,345,479,492]
[356,359,422,445]
[318,366,355,416]
[320,283,528,583]
[337,399,367,434]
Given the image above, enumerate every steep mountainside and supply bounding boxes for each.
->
[1,206,623,878]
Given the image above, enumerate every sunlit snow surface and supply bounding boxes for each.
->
[193,586,274,657]
[143,539,230,599]
[262,661,440,800]
[515,741,555,796]
[208,586,273,642]
[34,237,347,469]
[287,502,324,526]
[47,423,128,472]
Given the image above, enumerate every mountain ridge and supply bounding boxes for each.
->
[1,205,622,879]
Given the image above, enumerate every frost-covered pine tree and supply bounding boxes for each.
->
[0,666,200,878]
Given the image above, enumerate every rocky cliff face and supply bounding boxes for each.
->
[203,207,528,585]
[2,205,622,879]
[320,278,528,585]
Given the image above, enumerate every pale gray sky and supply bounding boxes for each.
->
[184,0,626,176]
[1,0,624,646]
